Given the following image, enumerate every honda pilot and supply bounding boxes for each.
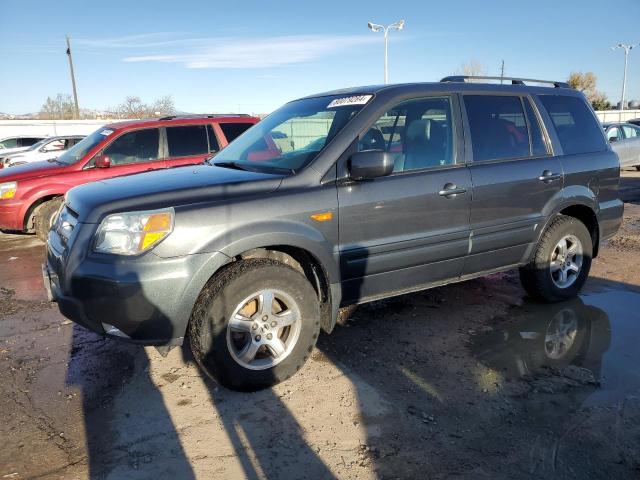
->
[43,77,623,391]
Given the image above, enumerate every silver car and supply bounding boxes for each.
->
[603,122,640,170]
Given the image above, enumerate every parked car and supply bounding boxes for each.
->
[43,77,622,391]
[0,136,46,158]
[0,114,259,239]
[1,136,85,168]
[603,122,640,170]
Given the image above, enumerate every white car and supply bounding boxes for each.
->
[0,136,46,158]
[2,135,85,167]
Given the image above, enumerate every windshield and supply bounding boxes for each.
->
[25,138,49,152]
[212,94,371,173]
[57,128,111,164]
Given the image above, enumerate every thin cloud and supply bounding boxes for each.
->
[74,32,194,49]
[121,35,379,69]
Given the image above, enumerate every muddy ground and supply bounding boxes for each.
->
[1,172,640,480]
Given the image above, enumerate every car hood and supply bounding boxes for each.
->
[67,164,285,223]
[0,160,68,181]
[0,146,28,157]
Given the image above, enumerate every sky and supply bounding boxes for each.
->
[1,0,639,115]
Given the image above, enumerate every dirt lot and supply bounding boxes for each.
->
[1,172,640,480]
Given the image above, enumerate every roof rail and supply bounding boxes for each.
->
[440,75,571,89]
[158,113,252,121]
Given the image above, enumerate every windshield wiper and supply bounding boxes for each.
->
[212,161,252,171]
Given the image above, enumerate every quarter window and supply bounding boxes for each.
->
[622,125,640,138]
[360,96,455,172]
[104,128,160,165]
[538,95,607,155]
[464,95,530,161]
[219,122,253,143]
[166,125,210,157]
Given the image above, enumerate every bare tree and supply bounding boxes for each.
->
[567,72,611,110]
[38,94,76,120]
[108,95,176,119]
[457,59,487,81]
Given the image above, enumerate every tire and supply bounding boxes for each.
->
[34,197,63,242]
[189,259,321,391]
[519,215,592,302]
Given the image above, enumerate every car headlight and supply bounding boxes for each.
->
[94,208,174,255]
[0,182,17,199]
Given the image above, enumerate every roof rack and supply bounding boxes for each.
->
[158,113,253,121]
[440,76,571,89]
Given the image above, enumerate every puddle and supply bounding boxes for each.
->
[0,234,47,302]
[471,284,640,407]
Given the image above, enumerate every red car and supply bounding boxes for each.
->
[0,114,259,239]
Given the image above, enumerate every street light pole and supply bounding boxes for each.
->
[612,43,637,111]
[368,20,405,84]
[65,35,80,119]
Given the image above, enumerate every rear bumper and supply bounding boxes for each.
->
[46,238,231,346]
[599,198,624,241]
[0,200,24,231]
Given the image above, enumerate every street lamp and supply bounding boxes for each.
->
[612,43,638,111]
[368,19,405,84]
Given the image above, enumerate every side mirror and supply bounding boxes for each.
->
[349,150,394,180]
[94,154,111,168]
[609,136,618,143]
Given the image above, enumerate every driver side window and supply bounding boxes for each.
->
[358,96,455,173]
[42,139,65,152]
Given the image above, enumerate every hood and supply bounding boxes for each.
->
[67,163,285,223]
[0,160,68,181]
[0,146,29,157]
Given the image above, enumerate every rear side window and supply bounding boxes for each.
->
[19,138,41,147]
[622,125,640,139]
[104,128,160,165]
[538,95,607,155]
[166,125,209,157]
[219,122,253,143]
[524,99,548,156]
[464,95,530,161]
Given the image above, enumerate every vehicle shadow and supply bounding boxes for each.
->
[316,274,640,479]
[66,323,196,479]
[180,343,337,480]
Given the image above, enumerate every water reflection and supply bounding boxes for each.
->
[471,288,640,406]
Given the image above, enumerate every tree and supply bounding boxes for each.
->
[567,72,611,110]
[38,94,76,120]
[457,59,487,81]
[109,95,176,119]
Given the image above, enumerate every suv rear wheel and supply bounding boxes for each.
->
[519,215,592,302]
[189,259,321,391]
[34,197,63,242]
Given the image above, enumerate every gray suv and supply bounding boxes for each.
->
[44,77,623,390]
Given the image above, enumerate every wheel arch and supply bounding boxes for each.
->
[23,193,64,232]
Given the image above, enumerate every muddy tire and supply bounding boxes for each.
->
[519,215,592,302]
[34,197,63,242]
[189,259,321,391]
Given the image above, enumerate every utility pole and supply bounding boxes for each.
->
[65,36,80,119]
[611,43,637,111]
[500,60,505,84]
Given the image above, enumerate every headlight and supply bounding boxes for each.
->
[94,208,174,255]
[0,182,17,199]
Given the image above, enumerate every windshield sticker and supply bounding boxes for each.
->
[327,95,373,108]
[100,129,114,136]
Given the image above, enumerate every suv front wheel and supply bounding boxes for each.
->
[189,259,321,391]
[519,215,593,302]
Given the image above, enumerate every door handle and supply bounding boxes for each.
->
[438,183,467,198]
[538,170,562,182]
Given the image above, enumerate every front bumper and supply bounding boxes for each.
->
[0,199,24,231]
[45,227,231,346]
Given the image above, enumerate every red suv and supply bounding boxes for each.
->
[0,114,259,239]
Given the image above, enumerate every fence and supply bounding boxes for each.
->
[0,119,128,139]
